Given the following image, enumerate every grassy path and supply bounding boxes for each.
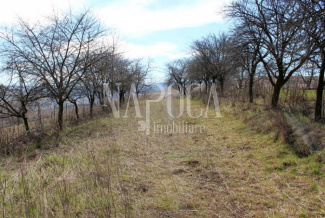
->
[0,100,324,217]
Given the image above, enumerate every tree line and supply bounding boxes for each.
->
[166,0,324,121]
[0,10,151,131]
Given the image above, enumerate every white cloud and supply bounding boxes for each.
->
[0,0,228,78]
[0,0,86,25]
[120,41,191,61]
[123,42,177,59]
[96,0,228,37]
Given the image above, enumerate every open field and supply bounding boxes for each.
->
[0,99,324,217]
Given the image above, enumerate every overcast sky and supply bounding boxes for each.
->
[0,0,231,82]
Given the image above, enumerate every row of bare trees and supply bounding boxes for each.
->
[166,0,324,121]
[166,33,236,97]
[0,10,151,132]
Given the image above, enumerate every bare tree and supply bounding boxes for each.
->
[131,59,151,97]
[68,84,84,120]
[100,55,133,105]
[191,33,234,96]
[297,0,325,121]
[0,10,105,130]
[227,0,315,108]
[187,58,210,94]
[0,60,42,131]
[166,59,191,95]
[233,67,247,90]
[79,47,112,117]
[298,59,317,90]
[115,58,133,104]
[81,64,101,118]
[231,26,265,103]
[95,41,123,110]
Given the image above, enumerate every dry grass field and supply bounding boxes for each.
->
[0,99,324,217]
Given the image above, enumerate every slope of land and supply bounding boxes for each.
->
[0,99,324,217]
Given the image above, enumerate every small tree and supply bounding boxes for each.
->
[68,84,84,120]
[298,60,317,90]
[191,33,234,96]
[187,58,210,94]
[166,59,191,96]
[131,59,151,97]
[0,61,42,131]
[116,58,133,104]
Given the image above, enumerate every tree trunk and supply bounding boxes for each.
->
[205,80,208,94]
[119,92,125,105]
[315,53,325,121]
[271,82,282,108]
[249,74,254,103]
[22,116,29,132]
[307,80,311,90]
[58,101,64,131]
[89,101,94,118]
[20,102,30,131]
[73,101,79,119]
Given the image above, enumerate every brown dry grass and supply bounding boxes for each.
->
[0,98,324,217]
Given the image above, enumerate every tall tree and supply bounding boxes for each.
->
[80,47,113,117]
[227,0,314,108]
[297,0,325,121]
[0,10,105,130]
[231,27,264,103]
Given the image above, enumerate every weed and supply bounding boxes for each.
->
[0,99,323,216]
